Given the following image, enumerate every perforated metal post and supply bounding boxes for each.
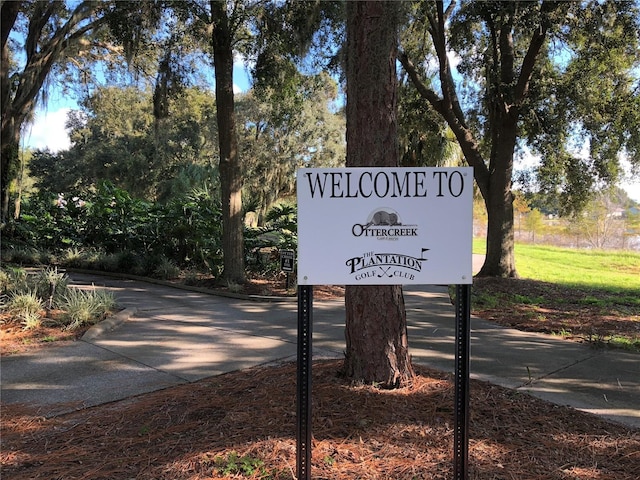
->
[454,283,471,480]
[296,285,313,480]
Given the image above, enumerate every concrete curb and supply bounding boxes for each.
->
[67,268,297,303]
[82,308,137,341]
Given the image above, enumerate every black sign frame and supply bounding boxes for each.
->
[296,284,472,480]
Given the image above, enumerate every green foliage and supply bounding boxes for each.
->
[29,86,220,201]
[245,203,297,274]
[33,267,69,308]
[154,186,224,271]
[213,452,270,478]
[237,73,345,221]
[4,180,225,276]
[0,266,110,331]
[4,291,43,330]
[84,181,153,254]
[153,257,181,280]
[514,2,640,215]
[60,287,117,330]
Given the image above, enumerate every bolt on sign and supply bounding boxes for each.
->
[297,167,473,286]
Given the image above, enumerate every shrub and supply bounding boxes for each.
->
[153,257,180,280]
[0,267,29,295]
[33,267,69,308]
[5,291,43,329]
[3,247,42,266]
[60,287,117,330]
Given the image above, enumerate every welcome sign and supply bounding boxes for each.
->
[297,167,473,285]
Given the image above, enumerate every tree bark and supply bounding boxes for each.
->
[1,1,21,223]
[343,0,414,388]
[211,0,245,284]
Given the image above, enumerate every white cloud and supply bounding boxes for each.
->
[23,108,71,153]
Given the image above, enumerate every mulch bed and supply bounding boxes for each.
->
[2,360,639,479]
[472,277,640,347]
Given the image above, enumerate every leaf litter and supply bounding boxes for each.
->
[2,360,638,479]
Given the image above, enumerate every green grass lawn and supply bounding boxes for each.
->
[473,239,640,292]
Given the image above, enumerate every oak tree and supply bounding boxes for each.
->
[1,0,109,223]
[399,0,640,277]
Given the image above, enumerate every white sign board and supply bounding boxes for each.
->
[297,167,473,285]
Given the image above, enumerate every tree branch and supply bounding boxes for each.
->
[1,0,21,50]
[397,51,443,114]
[514,0,558,103]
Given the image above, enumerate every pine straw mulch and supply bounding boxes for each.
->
[2,360,639,480]
[0,312,91,356]
[471,277,640,349]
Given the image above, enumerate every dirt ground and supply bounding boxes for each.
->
[470,277,640,349]
[1,276,639,479]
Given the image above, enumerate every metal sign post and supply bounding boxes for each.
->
[296,285,313,480]
[454,284,472,480]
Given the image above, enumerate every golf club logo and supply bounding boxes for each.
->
[345,248,430,281]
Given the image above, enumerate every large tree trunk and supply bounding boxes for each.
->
[211,1,245,284]
[1,1,103,224]
[1,135,19,225]
[479,142,518,278]
[398,2,557,279]
[343,0,414,388]
[1,1,21,224]
[478,108,518,278]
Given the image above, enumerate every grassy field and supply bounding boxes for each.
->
[473,239,640,291]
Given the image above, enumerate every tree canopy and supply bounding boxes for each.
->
[3,0,639,277]
[399,0,640,277]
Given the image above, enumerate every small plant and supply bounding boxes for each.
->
[213,451,269,478]
[61,247,86,268]
[21,312,42,330]
[5,291,43,329]
[97,253,121,272]
[471,291,499,309]
[512,294,543,305]
[60,287,117,330]
[153,257,180,280]
[183,269,200,286]
[607,335,640,352]
[0,266,28,294]
[555,328,572,338]
[33,267,69,308]
[4,247,41,265]
[0,269,10,292]
[226,280,243,293]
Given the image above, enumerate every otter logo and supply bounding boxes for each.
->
[351,207,418,240]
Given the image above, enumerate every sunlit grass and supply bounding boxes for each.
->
[473,238,640,293]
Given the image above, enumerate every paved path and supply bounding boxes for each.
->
[1,273,638,429]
